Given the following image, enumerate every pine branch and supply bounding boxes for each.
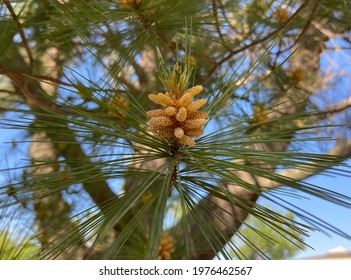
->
[273,0,322,57]
[204,0,312,84]
[188,8,335,258]
[0,66,67,114]
[135,6,178,52]
[1,0,350,261]
[51,123,117,206]
[260,140,351,190]
[290,0,321,48]
[4,0,34,72]
[212,0,231,52]
[309,96,351,123]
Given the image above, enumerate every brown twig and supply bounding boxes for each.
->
[34,74,123,93]
[272,0,321,57]
[34,74,75,88]
[0,66,66,114]
[0,89,19,95]
[212,0,231,52]
[135,7,180,52]
[203,0,312,85]
[295,0,321,46]
[309,96,351,123]
[260,139,351,190]
[0,67,70,89]
[4,0,34,73]
[0,67,119,93]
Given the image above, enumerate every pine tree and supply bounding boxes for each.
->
[0,0,350,259]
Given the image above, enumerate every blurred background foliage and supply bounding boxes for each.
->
[0,0,350,259]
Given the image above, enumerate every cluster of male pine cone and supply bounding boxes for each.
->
[157,232,175,260]
[146,85,208,146]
